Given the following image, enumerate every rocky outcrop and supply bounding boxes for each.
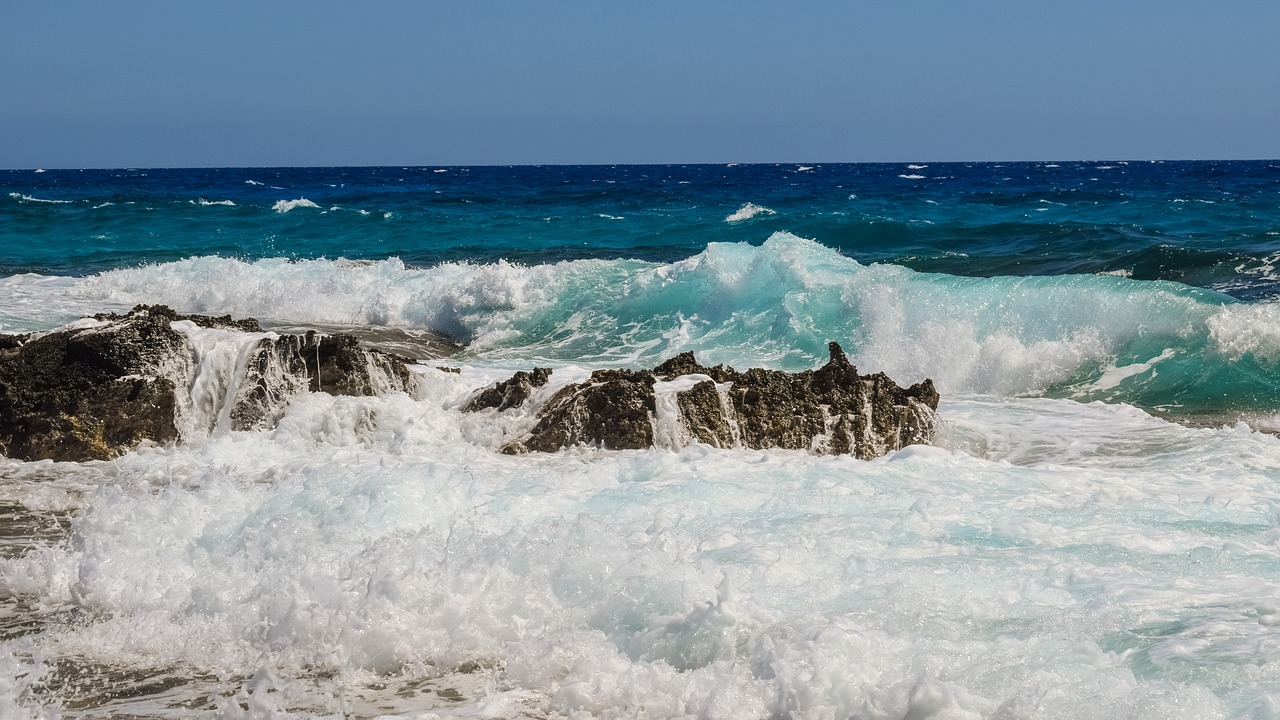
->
[505,369,659,454]
[462,367,551,412]
[473,343,939,459]
[0,305,420,461]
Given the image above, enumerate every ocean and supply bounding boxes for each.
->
[2,161,1280,718]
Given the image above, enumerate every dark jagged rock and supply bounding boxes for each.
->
[486,342,940,459]
[227,331,416,431]
[0,308,186,461]
[676,380,735,448]
[0,305,420,461]
[462,367,551,412]
[653,352,735,383]
[94,304,264,333]
[503,369,657,454]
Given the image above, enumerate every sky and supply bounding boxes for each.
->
[2,1,1278,168]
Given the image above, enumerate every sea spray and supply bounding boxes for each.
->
[62,233,1280,416]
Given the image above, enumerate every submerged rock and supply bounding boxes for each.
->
[485,343,939,459]
[0,305,421,461]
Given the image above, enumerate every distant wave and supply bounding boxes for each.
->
[272,198,320,213]
[907,164,928,170]
[8,192,72,204]
[898,174,927,180]
[191,199,236,207]
[724,202,775,223]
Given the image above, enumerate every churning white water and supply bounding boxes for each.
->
[2,354,1280,717]
[3,238,1280,717]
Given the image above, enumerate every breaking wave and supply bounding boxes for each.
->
[57,233,1280,415]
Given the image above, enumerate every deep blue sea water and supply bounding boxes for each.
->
[5,162,1280,293]
[4,162,1280,718]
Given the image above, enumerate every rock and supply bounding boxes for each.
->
[675,379,735,448]
[462,367,551,412]
[503,369,657,454]
[0,308,187,462]
[227,331,416,431]
[0,305,420,461]
[94,303,263,333]
[485,342,939,458]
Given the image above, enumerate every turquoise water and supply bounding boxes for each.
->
[5,161,1280,417]
[4,162,1280,718]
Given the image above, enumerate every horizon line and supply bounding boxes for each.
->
[5,158,1280,172]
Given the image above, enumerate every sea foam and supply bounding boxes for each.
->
[724,203,775,222]
[59,233,1280,415]
[272,198,320,213]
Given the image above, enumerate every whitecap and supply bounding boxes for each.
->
[8,192,73,204]
[191,199,236,207]
[272,198,320,213]
[597,214,625,220]
[907,164,928,170]
[724,202,776,223]
[898,174,927,180]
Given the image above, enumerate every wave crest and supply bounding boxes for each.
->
[724,203,775,223]
[272,198,320,213]
[61,233,1280,412]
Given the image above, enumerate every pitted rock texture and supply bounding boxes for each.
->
[482,342,939,459]
[0,305,418,461]
[462,367,551,412]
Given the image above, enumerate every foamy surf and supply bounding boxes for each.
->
[272,198,320,213]
[5,161,1280,718]
[724,202,775,222]
[35,232,1276,416]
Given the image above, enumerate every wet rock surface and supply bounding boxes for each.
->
[0,305,420,461]
[483,342,940,459]
[462,367,551,412]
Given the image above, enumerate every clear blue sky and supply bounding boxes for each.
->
[3,1,1277,168]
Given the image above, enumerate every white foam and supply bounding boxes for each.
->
[272,198,320,213]
[907,164,928,169]
[597,213,624,220]
[898,174,927,180]
[4,388,1280,717]
[724,203,775,223]
[1207,302,1280,363]
[1085,347,1178,392]
[7,193,72,204]
[245,180,264,186]
[191,199,235,207]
